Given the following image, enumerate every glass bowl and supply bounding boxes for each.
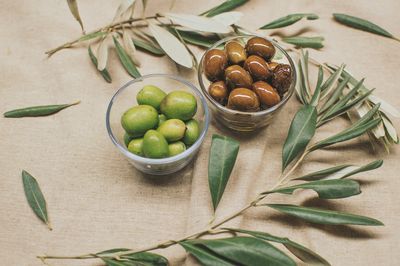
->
[106,74,210,175]
[198,35,296,132]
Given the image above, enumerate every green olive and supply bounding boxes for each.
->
[127,138,144,156]
[183,119,200,145]
[157,119,186,142]
[123,133,135,147]
[121,105,159,137]
[160,91,197,121]
[136,85,167,110]
[168,141,186,156]
[158,114,167,126]
[142,130,169,158]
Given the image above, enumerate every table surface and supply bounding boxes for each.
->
[1,0,399,265]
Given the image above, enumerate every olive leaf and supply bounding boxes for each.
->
[319,75,349,113]
[382,114,399,143]
[180,242,233,266]
[224,228,330,265]
[132,38,165,56]
[66,0,84,32]
[184,237,296,265]
[298,50,312,104]
[113,36,141,78]
[78,31,107,42]
[211,11,243,26]
[97,35,110,71]
[369,95,400,118]
[260,13,319,30]
[88,46,112,83]
[148,22,193,68]
[163,13,230,33]
[270,179,361,199]
[122,29,140,66]
[173,30,220,48]
[310,66,323,106]
[98,249,168,266]
[333,13,399,41]
[282,36,324,49]
[22,170,52,230]
[200,0,249,17]
[282,105,317,171]
[266,204,384,226]
[209,135,240,210]
[294,159,383,181]
[319,64,345,100]
[4,101,80,118]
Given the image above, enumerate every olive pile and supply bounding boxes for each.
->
[121,85,200,158]
[203,37,292,112]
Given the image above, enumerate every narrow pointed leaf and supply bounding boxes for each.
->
[164,13,230,33]
[98,249,168,266]
[148,23,193,68]
[209,135,240,210]
[320,64,345,99]
[123,29,140,66]
[200,0,248,17]
[211,11,243,26]
[283,36,324,49]
[294,164,352,181]
[4,101,80,118]
[113,36,141,78]
[260,13,319,29]
[175,30,220,48]
[369,95,400,118]
[341,159,383,178]
[311,118,381,150]
[66,0,84,32]
[282,105,317,170]
[310,66,323,106]
[180,242,233,266]
[266,204,384,226]
[225,228,330,265]
[97,36,110,71]
[132,38,165,56]
[381,114,399,143]
[88,46,112,83]
[333,13,397,40]
[319,76,349,113]
[22,171,51,230]
[299,50,312,102]
[271,179,361,199]
[186,237,296,266]
[79,31,107,42]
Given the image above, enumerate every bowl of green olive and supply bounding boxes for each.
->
[106,74,210,175]
[198,35,296,132]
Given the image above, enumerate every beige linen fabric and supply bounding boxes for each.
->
[1,0,399,265]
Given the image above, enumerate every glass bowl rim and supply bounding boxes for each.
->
[106,73,210,165]
[198,34,297,116]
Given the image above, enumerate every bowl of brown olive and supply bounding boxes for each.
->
[198,35,296,132]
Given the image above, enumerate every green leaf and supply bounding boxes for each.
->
[175,30,220,48]
[225,228,330,265]
[4,101,80,118]
[200,0,248,17]
[186,237,296,266]
[294,164,352,181]
[282,36,324,49]
[310,66,323,106]
[113,36,141,78]
[266,204,384,226]
[79,31,107,41]
[66,0,84,32]
[341,159,383,178]
[163,13,230,34]
[260,13,319,29]
[319,76,349,113]
[98,249,168,266]
[320,64,345,99]
[180,241,233,266]
[22,170,52,230]
[88,46,112,83]
[209,134,240,210]
[132,38,165,56]
[298,50,311,103]
[271,179,361,199]
[311,118,381,150]
[282,105,317,170]
[333,13,397,41]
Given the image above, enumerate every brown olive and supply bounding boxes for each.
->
[208,81,228,104]
[225,65,253,89]
[252,81,281,107]
[268,62,279,71]
[245,37,275,61]
[271,64,292,95]
[203,49,228,81]
[225,41,247,64]
[227,88,260,112]
[243,55,272,81]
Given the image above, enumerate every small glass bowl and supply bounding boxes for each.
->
[106,74,210,175]
[198,35,296,132]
